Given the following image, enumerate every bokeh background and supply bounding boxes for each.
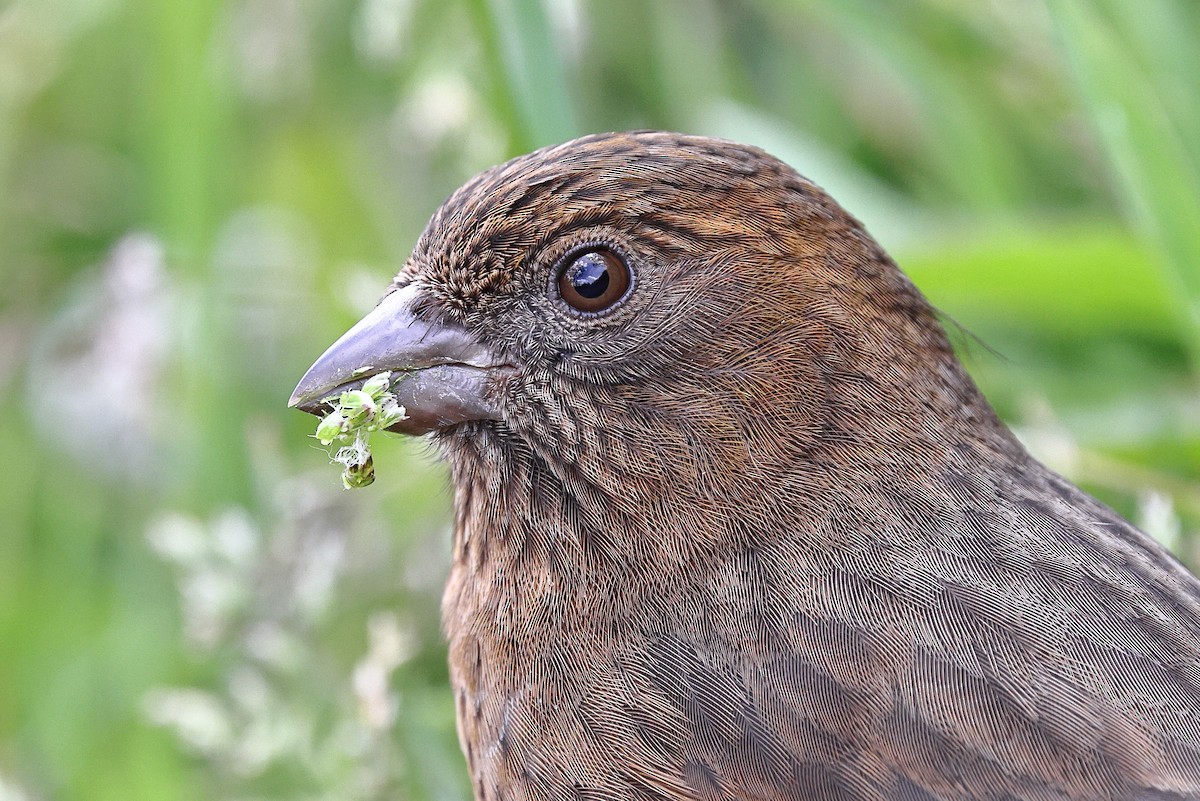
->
[1,0,1198,798]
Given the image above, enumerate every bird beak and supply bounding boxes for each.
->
[288,283,511,435]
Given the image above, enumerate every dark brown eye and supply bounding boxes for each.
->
[556,249,631,314]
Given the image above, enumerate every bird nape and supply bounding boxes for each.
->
[291,131,1200,801]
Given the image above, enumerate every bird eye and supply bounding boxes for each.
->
[556,248,631,314]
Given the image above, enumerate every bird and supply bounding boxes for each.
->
[290,131,1200,801]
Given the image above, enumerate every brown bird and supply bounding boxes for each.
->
[291,131,1200,801]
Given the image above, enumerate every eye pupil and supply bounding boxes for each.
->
[570,253,611,299]
[556,247,631,314]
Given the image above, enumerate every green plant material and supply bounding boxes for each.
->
[1046,0,1200,362]
[336,438,376,490]
[314,372,407,489]
[464,0,576,152]
[901,224,1179,340]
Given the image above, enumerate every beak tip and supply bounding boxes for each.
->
[288,372,327,412]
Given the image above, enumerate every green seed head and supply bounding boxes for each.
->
[313,376,406,489]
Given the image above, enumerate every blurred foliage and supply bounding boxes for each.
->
[0,0,1198,799]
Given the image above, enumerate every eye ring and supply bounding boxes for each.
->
[555,247,632,314]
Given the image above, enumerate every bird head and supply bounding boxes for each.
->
[292,131,1008,563]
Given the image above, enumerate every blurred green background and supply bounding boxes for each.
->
[1,0,1198,798]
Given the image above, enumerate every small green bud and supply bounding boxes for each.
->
[341,454,375,489]
[375,398,407,430]
[361,372,393,399]
[339,390,376,427]
[315,411,348,445]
